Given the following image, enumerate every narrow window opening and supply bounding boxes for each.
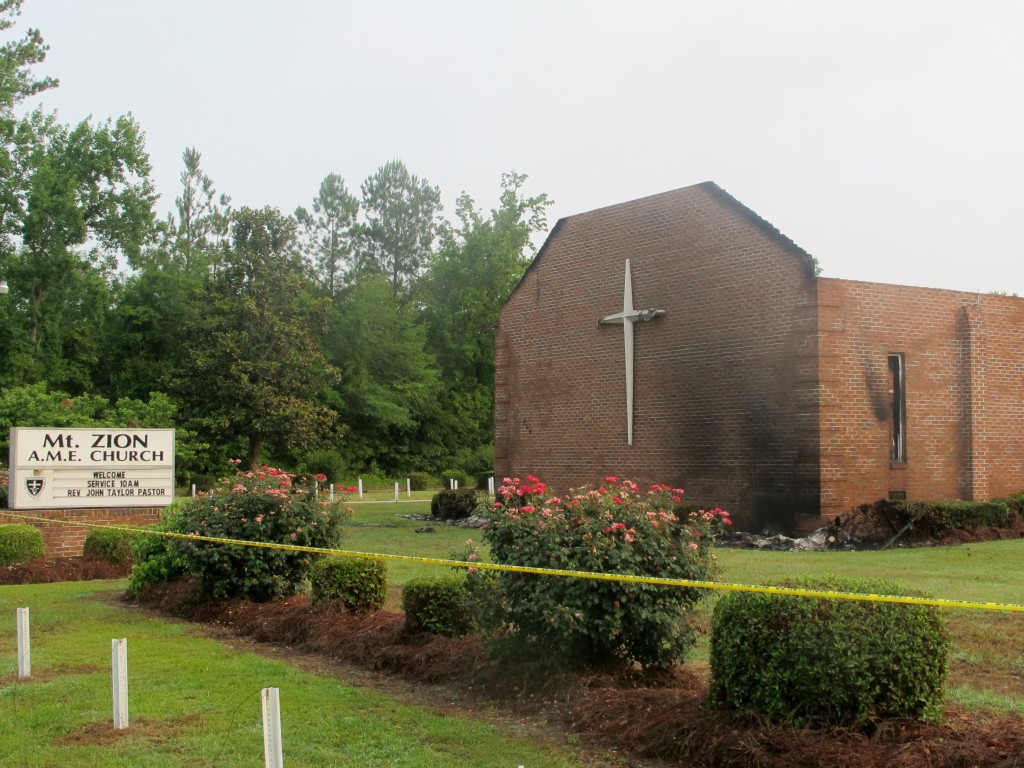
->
[888,490,907,500]
[888,354,906,463]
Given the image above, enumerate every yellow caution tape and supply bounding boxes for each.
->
[4,510,1024,613]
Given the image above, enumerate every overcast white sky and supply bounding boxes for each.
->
[15,1,1024,293]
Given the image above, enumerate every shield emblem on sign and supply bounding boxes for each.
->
[26,477,45,497]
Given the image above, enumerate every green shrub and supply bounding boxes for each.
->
[299,449,346,485]
[345,470,391,491]
[83,526,141,564]
[439,468,471,489]
[430,488,482,520]
[310,556,387,613]
[173,465,350,602]
[708,575,949,727]
[481,476,730,669]
[402,576,475,636]
[870,499,1011,538]
[407,472,433,491]
[127,505,187,595]
[995,492,1024,515]
[0,524,43,565]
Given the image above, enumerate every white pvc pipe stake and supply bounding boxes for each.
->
[329,484,335,503]
[358,478,363,498]
[191,483,196,497]
[455,480,459,489]
[488,476,495,496]
[406,478,411,498]
[262,687,284,768]
[112,638,128,729]
[449,478,455,490]
[17,607,30,679]
[394,482,399,502]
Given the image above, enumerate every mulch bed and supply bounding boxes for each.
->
[6,553,1024,767]
[0,556,131,585]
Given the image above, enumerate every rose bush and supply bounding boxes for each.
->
[175,463,350,601]
[476,475,730,669]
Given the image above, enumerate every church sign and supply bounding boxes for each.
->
[8,428,175,509]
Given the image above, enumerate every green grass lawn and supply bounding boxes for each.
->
[0,580,603,768]
[340,499,483,585]
[715,540,1024,605]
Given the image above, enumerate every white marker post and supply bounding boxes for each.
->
[262,687,284,768]
[329,484,335,503]
[406,478,411,498]
[191,483,196,497]
[17,608,30,679]
[111,638,128,729]
[358,478,363,498]
[394,482,399,502]
[488,476,495,497]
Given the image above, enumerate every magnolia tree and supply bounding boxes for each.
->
[473,475,731,669]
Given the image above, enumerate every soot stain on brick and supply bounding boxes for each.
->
[862,353,890,421]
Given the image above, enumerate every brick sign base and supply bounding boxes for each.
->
[1,507,163,558]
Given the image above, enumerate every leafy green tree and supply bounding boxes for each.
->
[328,275,441,473]
[420,171,551,463]
[0,0,57,242]
[100,261,199,401]
[295,172,359,296]
[356,159,441,301]
[0,6,155,393]
[178,207,339,469]
[0,109,156,392]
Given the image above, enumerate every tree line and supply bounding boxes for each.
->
[0,1,551,481]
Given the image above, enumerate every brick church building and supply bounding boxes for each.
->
[494,182,1024,533]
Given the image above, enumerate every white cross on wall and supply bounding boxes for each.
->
[598,259,665,445]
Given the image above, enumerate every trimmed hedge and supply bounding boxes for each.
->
[83,526,140,564]
[310,556,387,613]
[995,492,1024,515]
[430,488,481,520]
[0,524,44,566]
[709,575,948,727]
[870,499,1011,538]
[402,575,475,636]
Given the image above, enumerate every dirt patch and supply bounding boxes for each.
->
[1,664,105,686]
[55,714,203,747]
[0,556,131,585]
